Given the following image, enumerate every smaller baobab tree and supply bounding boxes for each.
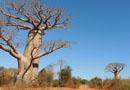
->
[106,63,126,79]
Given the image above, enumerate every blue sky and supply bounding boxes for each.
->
[0,0,130,80]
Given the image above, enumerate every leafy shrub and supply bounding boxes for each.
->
[53,80,59,87]
[80,79,89,84]
[65,77,80,88]
[89,77,102,88]
[58,66,72,87]
[71,77,80,88]
[37,68,54,87]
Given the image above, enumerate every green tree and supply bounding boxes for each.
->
[58,66,72,87]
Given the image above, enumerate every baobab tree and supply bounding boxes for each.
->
[106,63,126,79]
[0,0,73,83]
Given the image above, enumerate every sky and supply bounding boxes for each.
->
[0,0,130,80]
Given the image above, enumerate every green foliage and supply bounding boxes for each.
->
[89,77,102,88]
[56,65,80,88]
[35,65,80,88]
[80,79,89,84]
[58,65,72,87]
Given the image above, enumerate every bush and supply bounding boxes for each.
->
[102,79,121,90]
[89,77,102,88]
[41,82,48,88]
[65,77,80,88]
[66,79,74,88]
[0,68,17,86]
[58,66,72,87]
[37,68,54,87]
[32,81,39,88]
[80,79,89,84]
[71,77,80,88]
[102,79,113,89]
[101,79,130,90]
[53,80,59,87]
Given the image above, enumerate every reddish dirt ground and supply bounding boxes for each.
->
[46,85,98,90]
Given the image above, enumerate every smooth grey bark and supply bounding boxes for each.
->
[0,0,72,83]
[17,30,43,83]
[114,72,120,79]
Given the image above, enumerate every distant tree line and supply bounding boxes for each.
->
[0,64,88,89]
[0,62,127,90]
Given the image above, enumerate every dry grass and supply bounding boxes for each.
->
[0,85,100,90]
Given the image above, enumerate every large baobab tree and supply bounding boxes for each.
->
[106,63,126,79]
[0,0,72,83]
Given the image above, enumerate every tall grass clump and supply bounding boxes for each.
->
[102,79,130,90]
[89,78,130,90]
[88,77,130,90]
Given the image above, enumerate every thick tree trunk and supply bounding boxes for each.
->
[114,72,120,79]
[16,56,26,82]
[16,30,43,83]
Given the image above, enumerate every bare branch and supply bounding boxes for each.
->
[6,22,32,30]
[0,22,22,59]
[0,0,71,32]
[0,43,19,58]
[35,45,63,59]
[0,10,29,23]
[106,63,126,73]
[34,40,74,59]
[1,36,19,54]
